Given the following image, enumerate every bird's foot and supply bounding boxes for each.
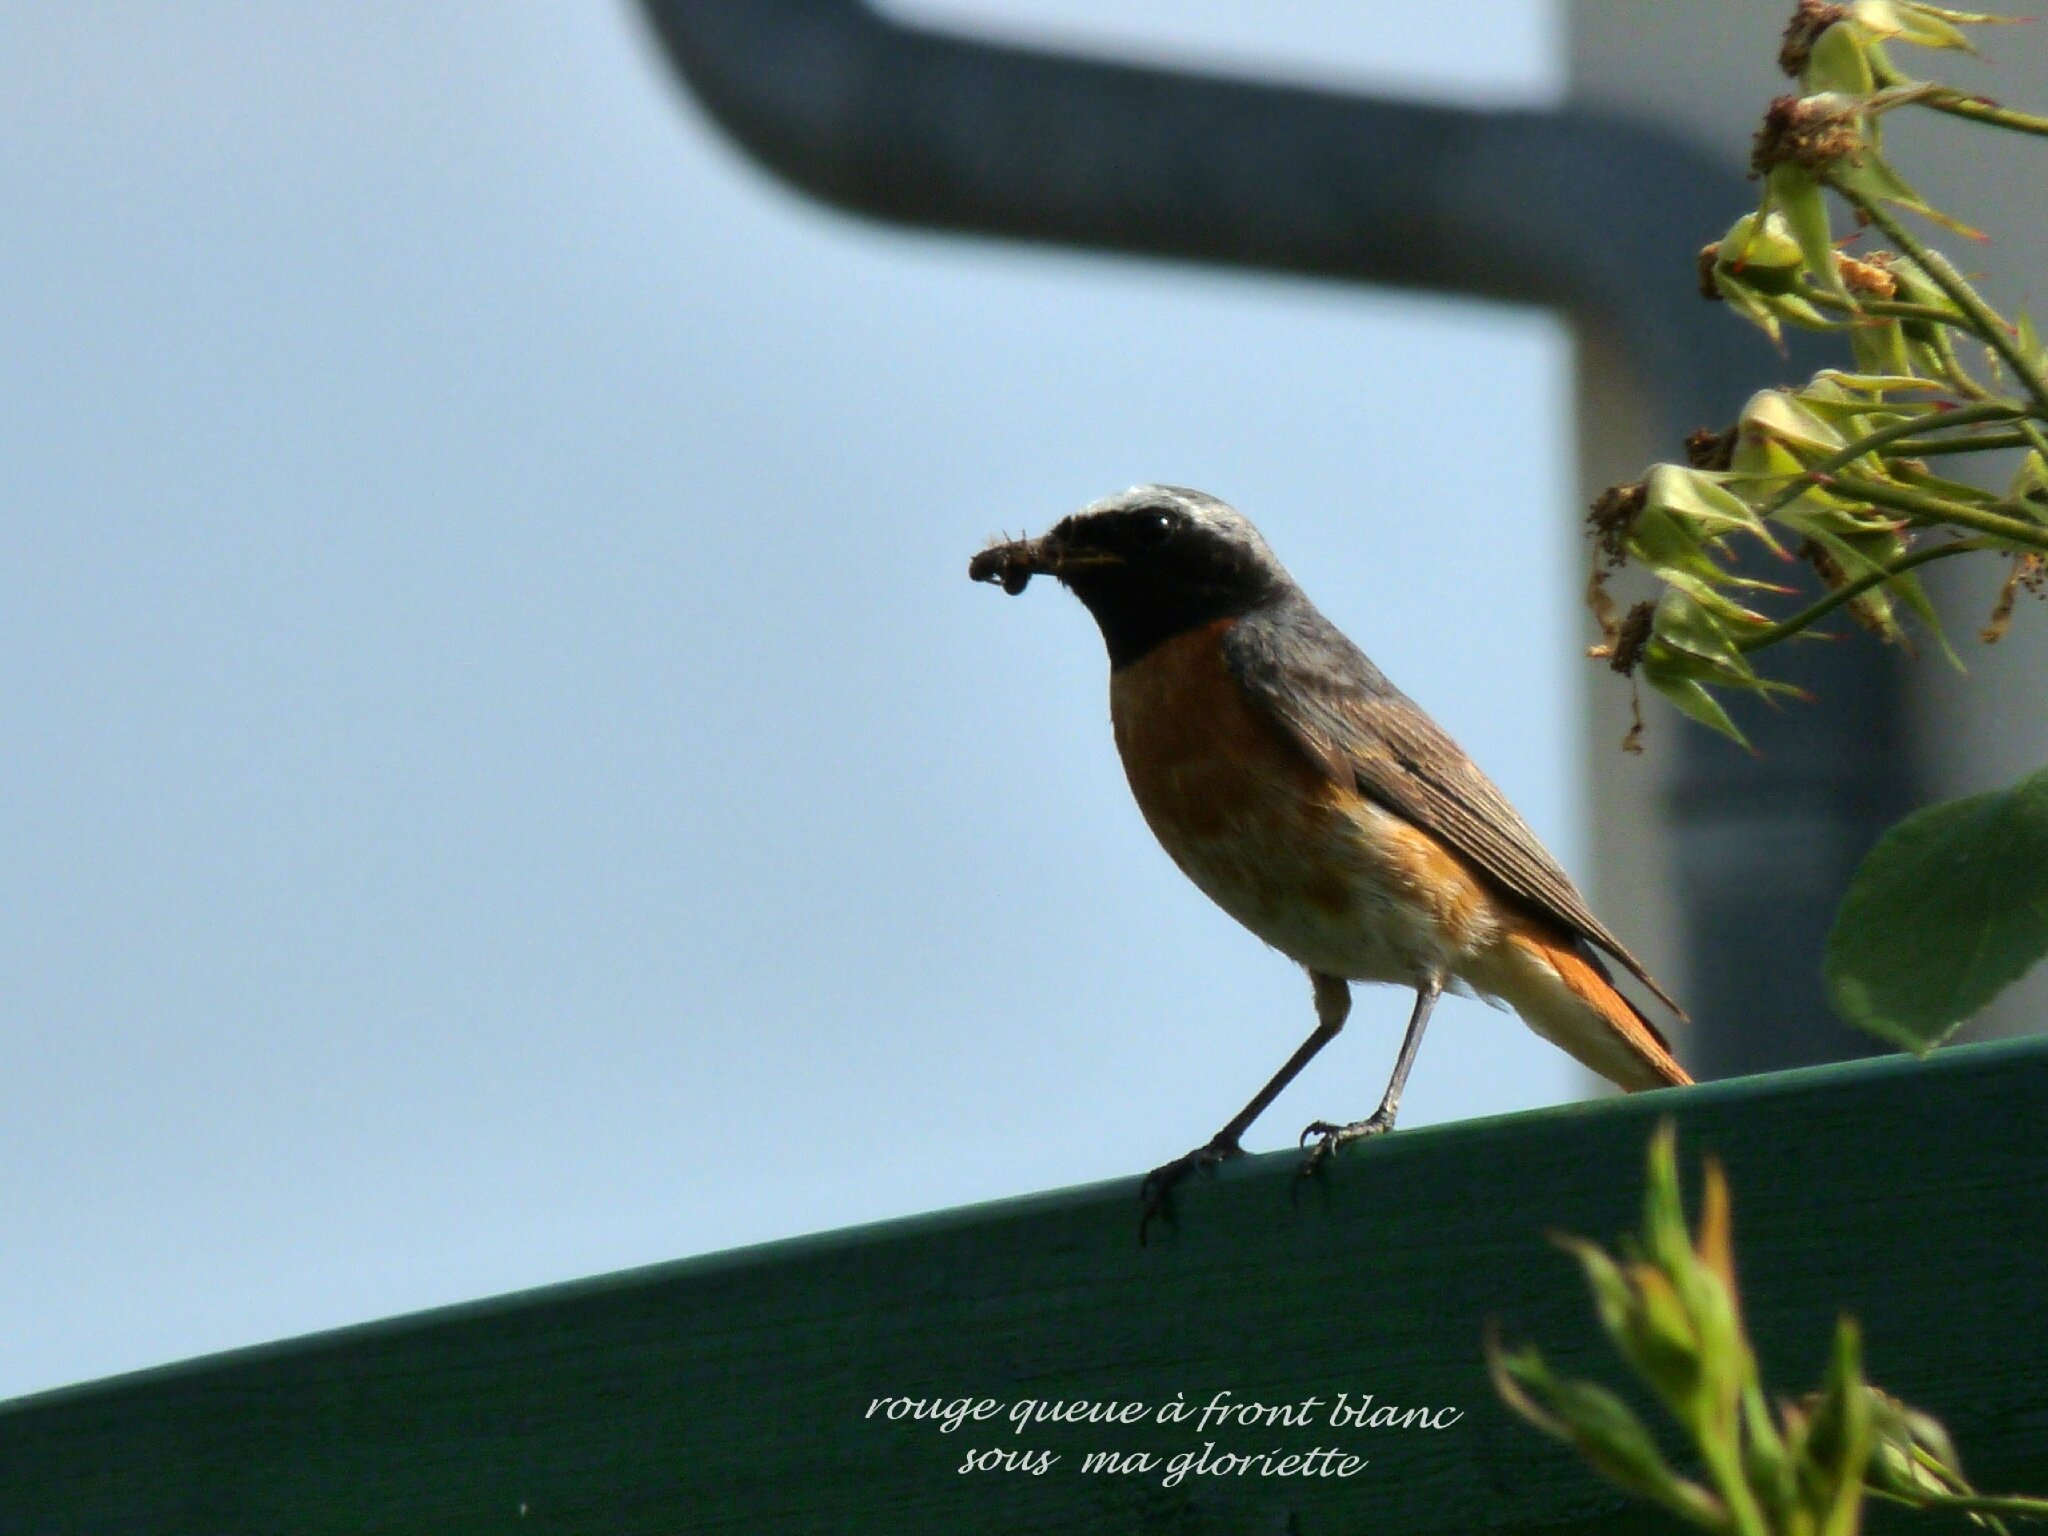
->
[1137,1136,1241,1244]
[1295,1109,1396,1181]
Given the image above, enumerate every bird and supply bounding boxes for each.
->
[968,485,1692,1238]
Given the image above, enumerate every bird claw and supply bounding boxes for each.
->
[1295,1110,1396,1181]
[1137,1137,1239,1244]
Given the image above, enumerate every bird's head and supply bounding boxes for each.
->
[969,486,1292,667]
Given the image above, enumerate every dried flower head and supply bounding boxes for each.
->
[1611,602,1655,676]
[1752,93,1865,176]
[1983,553,2047,643]
[1589,481,1648,569]
[1838,251,1898,298]
[1686,426,1738,472]
[1780,1,1851,78]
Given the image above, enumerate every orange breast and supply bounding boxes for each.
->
[1109,620,1362,927]
[1110,620,1325,835]
[1107,619,1500,981]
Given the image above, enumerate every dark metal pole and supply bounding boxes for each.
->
[634,0,1909,1075]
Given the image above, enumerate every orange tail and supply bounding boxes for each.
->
[1472,921,1692,1092]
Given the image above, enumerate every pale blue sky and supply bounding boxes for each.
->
[0,1,1566,1399]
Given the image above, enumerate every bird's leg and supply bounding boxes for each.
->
[1299,975,1443,1177]
[1138,972,1350,1243]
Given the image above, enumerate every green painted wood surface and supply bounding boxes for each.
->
[4,1037,2047,1535]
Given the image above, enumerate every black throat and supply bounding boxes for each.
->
[1065,570,1276,670]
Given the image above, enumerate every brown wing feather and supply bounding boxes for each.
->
[1223,604,1686,1019]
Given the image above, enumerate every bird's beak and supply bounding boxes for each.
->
[968,532,1122,594]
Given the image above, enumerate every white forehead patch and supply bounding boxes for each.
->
[1080,484,1210,520]
[1075,484,1278,558]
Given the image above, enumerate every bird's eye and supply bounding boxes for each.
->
[1133,511,1176,547]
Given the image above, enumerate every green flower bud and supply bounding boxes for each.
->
[1711,211,1806,296]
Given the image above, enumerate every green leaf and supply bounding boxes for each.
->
[1804,21,1876,95]
[1832,150,1986,240]
[1867,1392,1970,1504]
[1649,589,1751,669]
[2018,312,2047,376]
[1625,1265,1709,1422]
[1641,663,1752,750]
[2005,451,2048,525]
[1904,4,2010,23]
[1851,0,1979,50]
[1741,389,1848,459]
[1638,1123,1690,1283]
[1555,1236,1638,1356]
[1644,464,1787,553]
[1530,1373,1718,1519]
[1826,766,2048,1051]
[1806,370,1948,396]
[1880,563,1962,670]
[1627,507,1736,587]
[1713,214,1845,342]
[1771,164,1845,296]
[1787,388,1916,437]
[1763,287,1843,333]
[1850,317,1916,377]
[1657,571,1772,631]
[1885,253,1964,322]
[1792,522,1912,642]
[1809,1321,1875,1536]
[1713,269,1789,344]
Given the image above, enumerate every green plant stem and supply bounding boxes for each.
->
[1924,93,2048,136]
[1872,1485,2048,1519]
[1927,322,1994,401]
[2016,417,2048,468]
[1821,472,2048,550]
[1837,188,2048,420]
[1735,538,1991,652]
[1746,401,2024,523]
[1904,240,2038,406]
[1859,296,1969,329]
[1889,427,2033,456]
[1868,52,2048,137]
[1803,288,1975,331]
[1698,1436,1773,1536]
[1828,400,2021,463]
[1895,461,2008,504]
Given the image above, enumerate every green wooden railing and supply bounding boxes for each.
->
[4,1036,2046,1534]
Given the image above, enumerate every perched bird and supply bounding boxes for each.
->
[970,486,1691,1236]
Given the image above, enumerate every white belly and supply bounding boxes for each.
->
[1162,793,1498,986]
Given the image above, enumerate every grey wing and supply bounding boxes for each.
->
[1223,604,1684,1017]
